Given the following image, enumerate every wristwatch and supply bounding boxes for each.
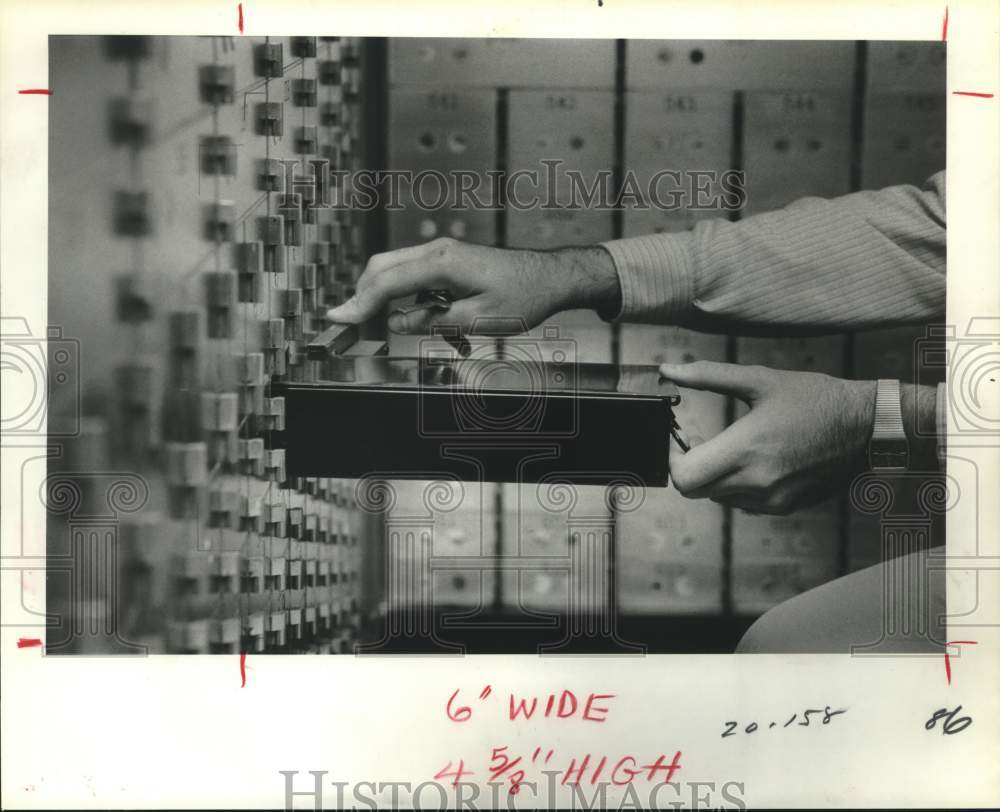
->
[868,379,909,472]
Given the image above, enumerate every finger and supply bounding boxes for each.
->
[669,433,689,460]
[325,296,367,324]
[411,311,531,337]
[387,304,442,335]
[659,360,770,402]
[671,425,704,453]
[326,244,440,322]
[712,496,764,514]
[669,434,700,493]
[327,263,446,323]
[684,469,755,500]
[388,299,481,335]
[668,420,753,496]
[364,241,442,276]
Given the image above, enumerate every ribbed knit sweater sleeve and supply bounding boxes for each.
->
[600,172,945,333]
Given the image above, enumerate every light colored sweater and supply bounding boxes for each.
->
[602,172,945,334]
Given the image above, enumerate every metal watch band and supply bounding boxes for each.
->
[873,379,906,438]
[869,378,908,472]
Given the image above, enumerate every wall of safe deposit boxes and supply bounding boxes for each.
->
[48,36,376,654]
[383,39,946,616]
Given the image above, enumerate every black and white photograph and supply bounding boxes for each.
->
[40,35,951,657]
[4,4,998,808]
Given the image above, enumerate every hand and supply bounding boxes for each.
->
[325,238,620,335]
[660,361,876,514]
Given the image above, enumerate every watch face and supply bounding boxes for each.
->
[868,439,909,472]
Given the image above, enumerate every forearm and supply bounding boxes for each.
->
[545,244,621,315]
[596,173,946,334]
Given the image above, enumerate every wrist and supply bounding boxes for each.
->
[550,246,622,314]
[850,381,940,473]
[847,379,878,469]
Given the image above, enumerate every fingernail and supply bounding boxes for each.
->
[327,299,355,319]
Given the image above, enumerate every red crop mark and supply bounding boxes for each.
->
[942,6,948,41]
[238,3,244,33]
[240,652,247,687]
[17,638,43,648]
[952,91,994,98]
[18,89,51,95]
[944,640,977,685]
[479,685,492,700]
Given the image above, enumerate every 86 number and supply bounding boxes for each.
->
[925,705,973,735]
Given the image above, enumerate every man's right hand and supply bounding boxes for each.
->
[325,238,620,336]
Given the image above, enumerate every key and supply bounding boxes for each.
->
[394,289,471,357]
[670,418,691,453]
[395,288,454,317]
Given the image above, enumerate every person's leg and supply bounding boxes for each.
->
[736,547,946,654]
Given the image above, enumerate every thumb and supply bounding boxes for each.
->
[326,295,367,324]
[659,360,769,402]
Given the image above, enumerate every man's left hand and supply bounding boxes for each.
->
[660,361,876,515]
